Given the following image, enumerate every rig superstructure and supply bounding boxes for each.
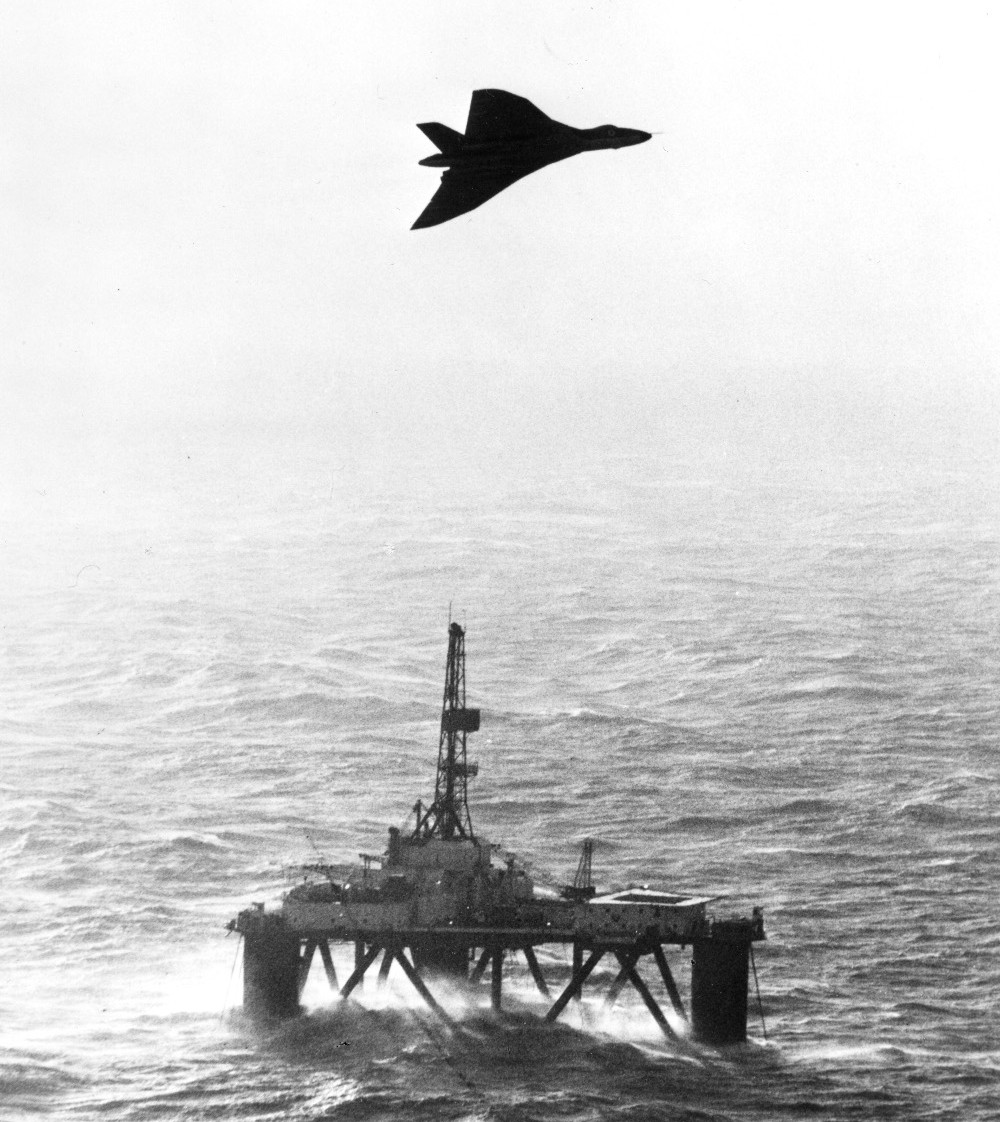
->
[230,622,765,1044]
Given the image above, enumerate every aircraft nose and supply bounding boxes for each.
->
[621,128,652,147]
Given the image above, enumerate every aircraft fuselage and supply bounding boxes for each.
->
[419,125,650,169]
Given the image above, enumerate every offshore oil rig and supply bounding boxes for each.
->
[230,623,765,1044]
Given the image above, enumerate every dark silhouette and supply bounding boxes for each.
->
[412,89,651,229]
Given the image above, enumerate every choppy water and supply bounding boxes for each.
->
[2,433,998,1120]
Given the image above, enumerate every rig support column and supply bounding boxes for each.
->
[490,945,503,1012]
[377,949,394,988]
[572,942,583,1004]
[391,947,457,1028]
[523,946,550,998]
[471,947,491,983]
[690,930,751,1044]
[652,943,687,1022]
[353,941,367,993]
[619,952,677,1040]
[298,939,317,998]
[602,948,639,1012]
[242,914,301,1020]
[317,939,338,990]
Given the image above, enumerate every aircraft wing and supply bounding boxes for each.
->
[412,160,552,229]
[464,89,557,142]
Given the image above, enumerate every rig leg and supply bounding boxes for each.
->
[340,944,382,1001]
[377,949,394,988]
[652,943,688,1022]
[523,946,551,998]
[298,939,317,998]
[391,947,457,1029]
[470,947,492,984]
[602,948,640,1012]
[617,952,677,1040]
[317,939,338,990]
[490,946,503,1012]
[572,942,583,1005]
[691,937,751,1045]
[545,948,604,1023]
[353,941,367,994]
[242,916,301,1020]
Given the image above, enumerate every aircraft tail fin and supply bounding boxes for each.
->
[417,122,464,152]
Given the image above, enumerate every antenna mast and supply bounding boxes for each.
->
[414,622,480,840]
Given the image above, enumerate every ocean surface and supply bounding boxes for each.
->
[2,431,998,1120]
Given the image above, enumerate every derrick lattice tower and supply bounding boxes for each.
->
[413,622,480,840]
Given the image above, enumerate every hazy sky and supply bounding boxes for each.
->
[4,2,998,460]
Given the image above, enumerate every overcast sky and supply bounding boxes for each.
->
[4,2,998,462]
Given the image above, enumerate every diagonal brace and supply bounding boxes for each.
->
[602,948,640,1012]
[523,946,551,998]
[652,943,687,1021]
[317,939,338,990]
[339,943,382,1000]
[616,951,678,1040]
[544,948,605,1022]
[470,947,492,984]
[377,948,394,988]
[298,939,317,998]
[390,946,457,1029]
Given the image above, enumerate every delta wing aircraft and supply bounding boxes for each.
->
[412,89,651,229]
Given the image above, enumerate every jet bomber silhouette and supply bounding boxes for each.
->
[412,89,651,229]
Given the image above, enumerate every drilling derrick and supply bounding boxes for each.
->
[414,621,480,840]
